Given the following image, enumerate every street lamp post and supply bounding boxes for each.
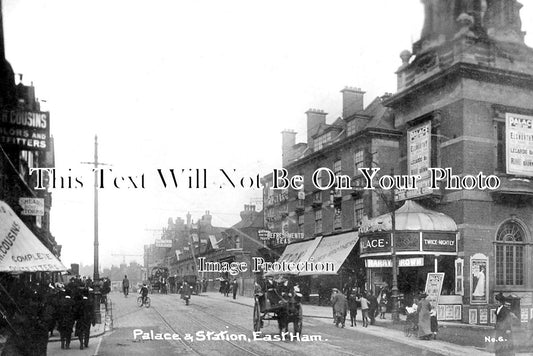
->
[390,169,400,323]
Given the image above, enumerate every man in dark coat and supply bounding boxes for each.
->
[494,293,517,356]
[330,288,348,328]
[231,279,239,299]
[347,288,358,327]
[57,289,76,350]
[74,288,96,350]
[122,275,130,297]
[179,281,193,305]
[367,291,378,325]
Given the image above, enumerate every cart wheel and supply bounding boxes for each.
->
[253,300,261,332]
[293,304,303,335]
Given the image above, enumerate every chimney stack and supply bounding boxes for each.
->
[281,129,297,166]
[306,109,327,146]
[341,87,365,118]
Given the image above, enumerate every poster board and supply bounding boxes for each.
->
[425,272,445,310]
[470,253,488,304]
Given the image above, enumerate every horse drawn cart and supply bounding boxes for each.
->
[253,276,303,335]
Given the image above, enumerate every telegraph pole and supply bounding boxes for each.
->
[81,135,110,281]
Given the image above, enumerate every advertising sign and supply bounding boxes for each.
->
[398,121,431,201]
[506,113,533,176]
[155,239,172,248]
[479,309,488,324]
[360,233,391,255]
[365,257,423,268]
[422,232,456,253]
[0,110,50,151]
[18,198,44,216]
[425,272,445,310]
[470,253,488,304]
[0,201,66,272]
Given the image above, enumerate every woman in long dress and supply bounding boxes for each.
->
[473,267,485,297]
[417,293,432,340]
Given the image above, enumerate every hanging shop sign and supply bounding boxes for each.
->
[155,239,172,248]
[0,110,50,151]
[506,113,533,176]
[425,272,445,310]
[18,198,44,216]
[470,253,489,304]
[365,257,424,268]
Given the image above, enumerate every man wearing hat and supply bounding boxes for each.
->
[494,293,517,356]
[417,292,432,340]
[330,288,348,328]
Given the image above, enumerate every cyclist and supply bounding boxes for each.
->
[122,275,130,297]
[139,284,149,305]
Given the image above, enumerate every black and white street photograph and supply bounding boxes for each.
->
[1,0,533,355]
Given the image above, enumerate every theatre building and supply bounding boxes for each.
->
[383,0,533,324]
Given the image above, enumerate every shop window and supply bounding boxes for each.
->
[314,209,322,234]
[354,198,364,227]
[297,214,304,233]
[333,206,342,230]
[354,149,364,176]
[495,220,526,286]
[495,121,505,172]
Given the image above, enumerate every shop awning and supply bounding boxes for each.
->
[299,231,359,276]
[0,201,66,272]
[264,236,322,276]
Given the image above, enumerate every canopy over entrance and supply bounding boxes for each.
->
[359,200,457,233]
[0,200,66,272]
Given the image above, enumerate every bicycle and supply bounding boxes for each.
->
[137,296,151,308]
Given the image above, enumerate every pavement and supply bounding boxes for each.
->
[199,291,533,356]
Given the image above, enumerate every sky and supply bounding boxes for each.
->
[3,1,533,270]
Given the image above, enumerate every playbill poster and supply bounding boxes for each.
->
[470,254,488,305]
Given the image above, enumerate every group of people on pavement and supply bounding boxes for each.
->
[0,274,101,355]
[219,278,239,299]
[329,288,380,328]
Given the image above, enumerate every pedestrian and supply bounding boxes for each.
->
[348,289,358,327]
[330,288,338,323]
[417,292,432,340]
[368,291,378,325]
[360,293,370,327]
[494,292,517,356]
[122,275,130,297]
[404,297,419,337]
[330,288,348,328]
[179,281,193,305]
[74,288,96,350]
[430,309,438,339]
[224,280,230,297]
[57,289,76,350]
[379,294,388,319]
[231,279,239,299]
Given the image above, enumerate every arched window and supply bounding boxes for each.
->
[495,220,526,286]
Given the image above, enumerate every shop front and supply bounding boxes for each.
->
[359,200,462,320]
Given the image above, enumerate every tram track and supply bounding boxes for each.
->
[189,296,364,356]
